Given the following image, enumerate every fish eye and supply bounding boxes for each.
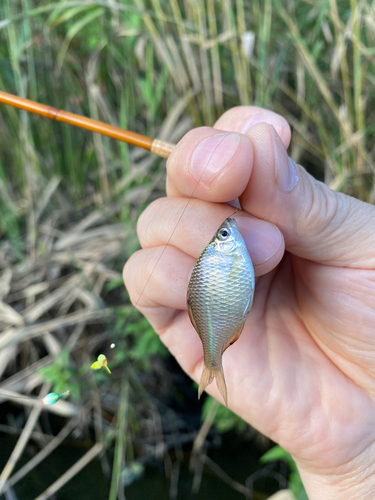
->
[218,228,230,239]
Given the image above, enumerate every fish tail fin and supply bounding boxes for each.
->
[198,364,214,400]
[214,365,228,407]
[198,364,228,406]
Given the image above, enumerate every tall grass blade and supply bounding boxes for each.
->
[255,0,272,106]
[109,379,129,500]
[206,0,223,111]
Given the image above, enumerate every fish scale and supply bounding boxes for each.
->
[187,217,255,405]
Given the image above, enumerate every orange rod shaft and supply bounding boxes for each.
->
[0,90,154,151]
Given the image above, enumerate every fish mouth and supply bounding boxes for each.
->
[222,216,237,226]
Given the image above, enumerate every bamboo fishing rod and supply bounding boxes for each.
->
[0,90,175,159]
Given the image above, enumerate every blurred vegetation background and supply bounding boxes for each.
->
[0,0,374,499]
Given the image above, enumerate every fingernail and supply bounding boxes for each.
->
[236,217,282,265]
[242,113,285,136]
[190,132,240,185]
[271,127,299,192]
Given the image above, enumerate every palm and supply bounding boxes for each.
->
[155,251,375,474]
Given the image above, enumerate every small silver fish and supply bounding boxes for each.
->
[187,217,255,405]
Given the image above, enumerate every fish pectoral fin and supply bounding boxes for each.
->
[198,364,228,406]
[223,321,245,353]
[243,291,254,317]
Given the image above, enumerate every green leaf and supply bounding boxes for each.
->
[261,445,292,464]
[261,446,308,500]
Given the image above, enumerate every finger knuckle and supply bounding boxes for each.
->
[136,198,164,247]
[300,179,347,240]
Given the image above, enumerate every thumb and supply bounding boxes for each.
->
[242,123,375,268]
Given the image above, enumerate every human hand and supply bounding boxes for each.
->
[123,107,375,499]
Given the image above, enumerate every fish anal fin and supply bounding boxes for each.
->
[223,321,245,353]
[187,295,198,333]
[198,364,228,407]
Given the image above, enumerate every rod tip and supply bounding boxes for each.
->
[150,139,175,159]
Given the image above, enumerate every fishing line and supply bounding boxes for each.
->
[126,131,234,322]
[37,132,234,355]
[228,207,239,218]
[3,130,236,367]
